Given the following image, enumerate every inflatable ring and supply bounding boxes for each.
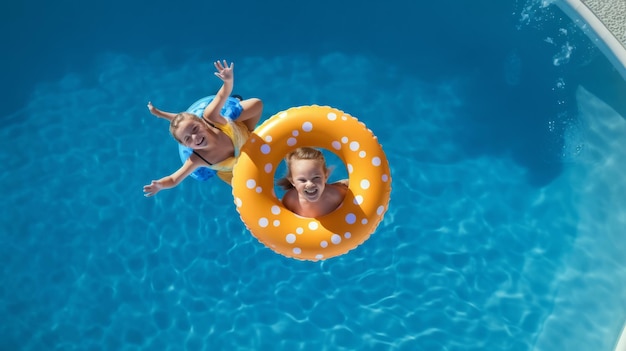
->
[232,105,392,261]
[178,95,243,181]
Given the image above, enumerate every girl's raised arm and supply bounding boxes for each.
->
[203,60,234,125]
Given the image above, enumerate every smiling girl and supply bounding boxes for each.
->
[277,147,348,218]
[143,60,263,197]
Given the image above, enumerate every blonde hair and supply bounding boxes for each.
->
[277,147,329,190]
[169,113,210,143]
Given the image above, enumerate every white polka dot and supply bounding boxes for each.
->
[344,232,352,239]
[292,130,299,136]
[302,122,313,132]
[271,206,281,215]
[327,112,337,120]
[332,141,341,150]
[261,144,271,154]
[347,164,353,173]
[293,247,302,254]
[377,205,385,215]
[320,241,328,248]
[341,137,348,143]
[308,221,318,230]
[286,233,296,244]
[354,195,363,205]
[296,227,304,234]
[256,187,262,193]
[372,157,381,166]
[315,254,324,260]
[246,179,256,189]
[345,213,356,224]
[273,220,280,227]
[349,141,360,151]
[360,179,371,190]
[341,115,347,120]
[259,218,269,228]
[331,234,341,244]
[234,198,242,207]
[382,174,389,182]
[287,137,297,146]
[279,112,288,118]
[361,218,368,225]
[359,151,366,158]
[264,135,272,142]
[264,163,273,173]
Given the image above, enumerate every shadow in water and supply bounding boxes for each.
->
[575,54,626,119]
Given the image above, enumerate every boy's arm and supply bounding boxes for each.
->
[203,60,234,125]
[147,101,178,122]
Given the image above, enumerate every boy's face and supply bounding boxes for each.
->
[289,159,328,203]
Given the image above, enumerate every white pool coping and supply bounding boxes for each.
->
[616,322,626,351]
[555,0,626,81]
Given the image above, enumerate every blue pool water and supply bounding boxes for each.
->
[2,0,626,350]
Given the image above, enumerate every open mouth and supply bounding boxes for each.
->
[303,187,319,199]
[195,137,205,147]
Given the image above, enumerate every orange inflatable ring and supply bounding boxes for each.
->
[232,105,392,261]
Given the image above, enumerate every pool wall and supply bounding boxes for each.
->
[553,1,626,350]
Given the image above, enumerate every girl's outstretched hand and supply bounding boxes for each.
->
[147,101,159,117]
[143,180,163,197]
[214,60,234,82]
[146,101,177,121]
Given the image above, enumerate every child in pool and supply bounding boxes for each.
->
[277,147,349,218]
[143,60,263,197]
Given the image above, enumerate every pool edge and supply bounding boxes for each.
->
[615,321,626,351]
[554,0,626,81]
[552,1,626,350]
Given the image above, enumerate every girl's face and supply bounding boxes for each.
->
[175,119,209,149]
[289,159,328,203]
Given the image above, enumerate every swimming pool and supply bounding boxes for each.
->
[1,0,625,350]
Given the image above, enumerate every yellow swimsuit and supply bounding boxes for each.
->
[208,119,251,184]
